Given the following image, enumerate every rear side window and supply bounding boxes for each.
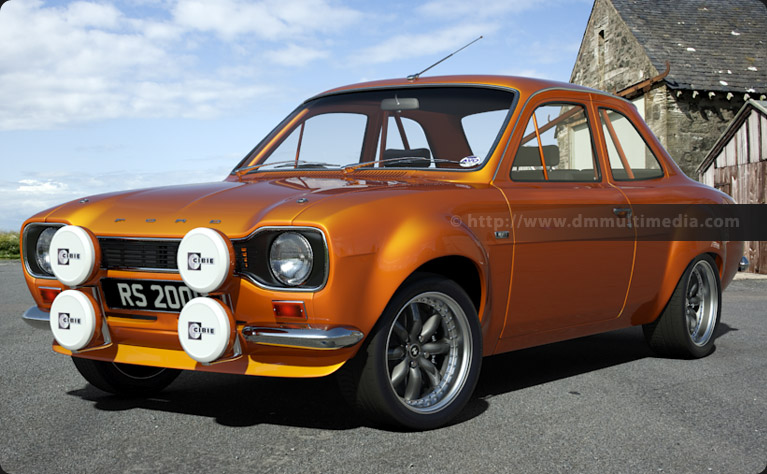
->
[510,103,600,182]
[599,108,664,180]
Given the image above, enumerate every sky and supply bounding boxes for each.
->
[0,0,593,231]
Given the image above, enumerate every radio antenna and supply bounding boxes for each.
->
[407,36,483,81]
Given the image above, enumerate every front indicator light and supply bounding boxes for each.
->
[40,287,62,304]
[272,301,307,318]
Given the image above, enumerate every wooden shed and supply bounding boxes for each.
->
[698,99,767,274]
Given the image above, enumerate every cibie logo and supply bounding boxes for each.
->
[188,321,215,340]
[187,252,214,271]
[58,312,81,330]
[57,249,81,266]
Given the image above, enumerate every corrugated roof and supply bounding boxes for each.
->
[610,0,767,93]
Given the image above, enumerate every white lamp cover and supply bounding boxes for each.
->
[177,297,234,363]
[50,226,98,287]
[176,228,232,294]
[49,290,99,351]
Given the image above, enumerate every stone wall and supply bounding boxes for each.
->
[570,0,745,176]
[570,0,658,95]
[664,90,744,175]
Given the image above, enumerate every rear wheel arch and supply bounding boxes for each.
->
[707,251,724,278]
[643,253,722,358]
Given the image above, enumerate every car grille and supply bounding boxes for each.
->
[99,238,249,273]
[99,238,181,272]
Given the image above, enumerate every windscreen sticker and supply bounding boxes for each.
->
[459,155,481,167]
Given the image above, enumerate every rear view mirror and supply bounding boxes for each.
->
[381,97,419,111]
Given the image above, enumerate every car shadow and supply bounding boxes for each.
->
[68,371,366,430]
[474,322,737,400]
[474,326,653,400]
[67,323,737,430]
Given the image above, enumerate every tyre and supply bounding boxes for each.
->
[72,357,181,396]
[643,254,721,359]
[339,275,482,430]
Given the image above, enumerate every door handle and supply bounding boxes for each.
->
[613,207,633,228]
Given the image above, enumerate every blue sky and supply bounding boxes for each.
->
[0,0,592,231]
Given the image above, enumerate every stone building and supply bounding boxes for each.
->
[570,0,767,176]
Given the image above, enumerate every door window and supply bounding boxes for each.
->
[510,103,599,182]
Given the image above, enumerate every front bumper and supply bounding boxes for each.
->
[22,306,50,330]
[21,305,364,350]
[242,325,364,350]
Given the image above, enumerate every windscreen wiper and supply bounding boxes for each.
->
[342,157,460,174]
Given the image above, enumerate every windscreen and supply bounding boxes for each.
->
[235,86,516,173]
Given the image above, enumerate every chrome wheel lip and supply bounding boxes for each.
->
[385,292,473,415]
[685,260,718,347]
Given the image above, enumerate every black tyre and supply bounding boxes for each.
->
[72,357,181,396]
[339,275,482,430]
[643,254,721,359]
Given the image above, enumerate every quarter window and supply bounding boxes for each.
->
[599,108,664,180]
[511,103,599,182]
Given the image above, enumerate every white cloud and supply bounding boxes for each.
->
[264,44,329,67]
[64,1,123,28]
[0,1,278,130]
[417,0,543,19]
[353,23,496,65]
[172,0,361,41]
[16,179,69,194]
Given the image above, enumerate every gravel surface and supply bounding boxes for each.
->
[1,261,765,473]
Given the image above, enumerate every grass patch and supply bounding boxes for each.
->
[0,231,20,259]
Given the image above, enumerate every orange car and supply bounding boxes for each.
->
[20,75,744,430]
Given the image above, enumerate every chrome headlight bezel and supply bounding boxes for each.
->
[233,227,328,291]
[22,223,65,279]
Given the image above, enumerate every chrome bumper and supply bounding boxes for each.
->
[22,304,364,350]
[739,256,750,272]
[22,306,50,330]
[242,326,364,350]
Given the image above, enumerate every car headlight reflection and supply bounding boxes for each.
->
[269,232,313,286]
[35,227,57,275]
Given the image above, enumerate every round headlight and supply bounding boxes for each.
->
[35,227,57,275]
[269,232,313,286]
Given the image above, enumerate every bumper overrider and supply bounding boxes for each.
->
[22,224,364,370]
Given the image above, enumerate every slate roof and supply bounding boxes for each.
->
[610,0,767,93]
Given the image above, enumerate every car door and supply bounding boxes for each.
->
[495,97,635,338]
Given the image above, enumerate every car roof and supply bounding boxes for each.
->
[309,75,605,102]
